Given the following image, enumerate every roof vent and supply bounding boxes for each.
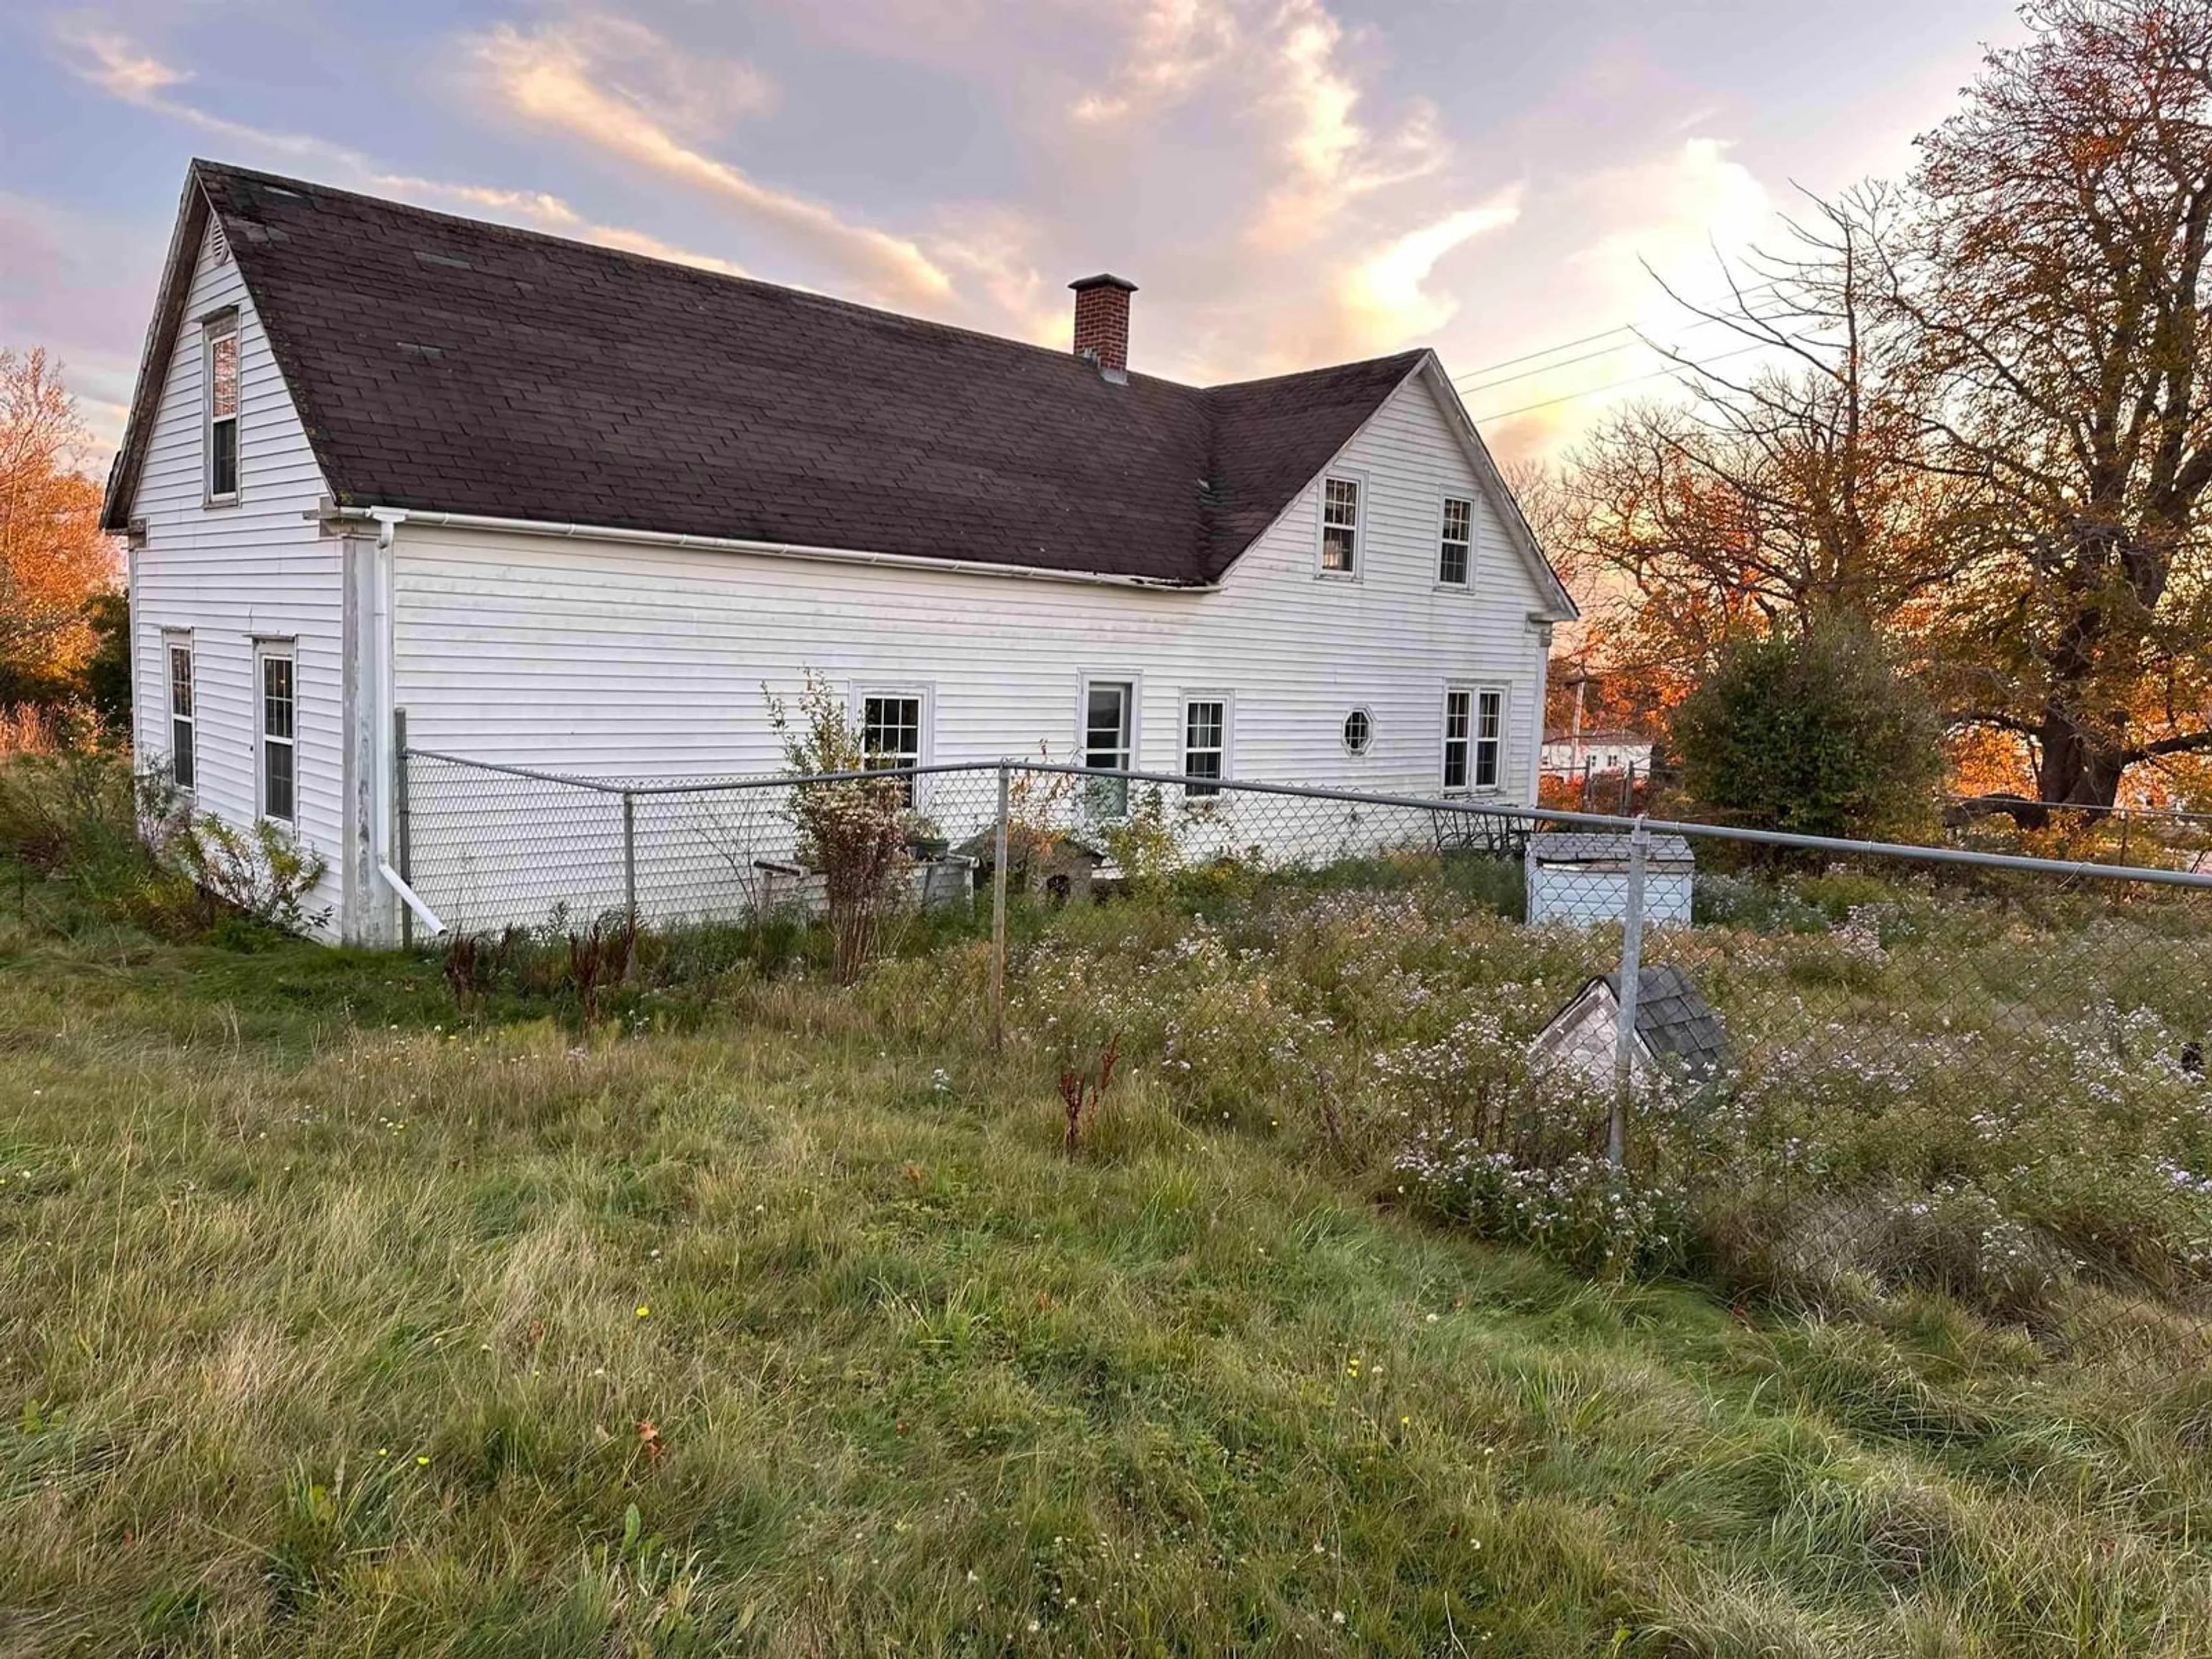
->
[1070,274,1136,381]
[209,221,230,266]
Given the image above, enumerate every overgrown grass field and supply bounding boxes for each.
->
[6,857,2212,1655]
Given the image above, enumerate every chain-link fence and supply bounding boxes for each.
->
[1943,796,2212,873]
[401,749,2212,1377]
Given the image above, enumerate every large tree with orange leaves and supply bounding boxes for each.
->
[0,348,119,704]
[1892,0,2212,813]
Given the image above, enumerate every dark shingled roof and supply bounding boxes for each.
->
[1596,965,1729,1079]
[105,161,1452,586]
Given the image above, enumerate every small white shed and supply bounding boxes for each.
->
[1525,832,1695,927]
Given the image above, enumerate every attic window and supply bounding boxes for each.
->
[1320,476,1359,575]
[203,313,240,503]
[1439,496,1473,585]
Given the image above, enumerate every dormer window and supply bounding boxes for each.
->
[1320,476,1360,575]
[204,314,240,503]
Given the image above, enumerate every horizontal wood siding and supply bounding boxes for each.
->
[394,372,1549,804]
[126,221,345,931]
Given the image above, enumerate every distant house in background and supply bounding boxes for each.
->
[101,160,1575,942]
[1541,727,1656,778]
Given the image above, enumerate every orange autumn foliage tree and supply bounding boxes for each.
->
[0,348,119,703]
[1896,0,2212,813]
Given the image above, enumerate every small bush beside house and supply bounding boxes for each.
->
[1672,619,1945,846]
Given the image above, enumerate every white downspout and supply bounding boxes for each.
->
[365,508,442,935]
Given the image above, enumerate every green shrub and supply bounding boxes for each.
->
[172,814,331,936]
[0,729,141,873]
[1,740,334,941]
[1673,618,1944,846]
[80,591,132,728]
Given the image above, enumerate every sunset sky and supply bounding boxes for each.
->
[2,1,2024,466]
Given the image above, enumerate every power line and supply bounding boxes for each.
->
[1447,278,1789,389]
[1464,339,1774,423]
[1455,338,1649,395]
[1447,323,1645,381]
[1452,308,1797,397]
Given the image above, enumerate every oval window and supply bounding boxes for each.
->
[1342,709,1373,754]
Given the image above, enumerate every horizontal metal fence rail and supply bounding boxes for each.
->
[403,749,2212,892]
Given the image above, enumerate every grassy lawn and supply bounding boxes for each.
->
[5,878,2212,1656]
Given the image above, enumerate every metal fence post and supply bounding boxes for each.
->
[622,790,638,925]
[990,762,1010,1052]
[393,707,413,951]
[1609,816,1650,1169]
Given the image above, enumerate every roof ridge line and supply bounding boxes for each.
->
[188,158,1422,397]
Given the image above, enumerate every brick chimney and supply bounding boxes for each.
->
[1070,273,1137,377]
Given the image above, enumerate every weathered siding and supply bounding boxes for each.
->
[125,221,346,931]
[392,370,1551,804]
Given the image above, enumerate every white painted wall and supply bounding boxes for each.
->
[124,221,348,933]
[389,370,1556,925]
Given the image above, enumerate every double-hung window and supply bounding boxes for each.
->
[1083,679,1134,816]
[166,637,196,789]
[257,642,296,823]
[1320,476,1360,575]
[1443,686,1505,793]
[1181,695,1227,797]
[859,691,926,806]
[204,314,240,503]
[1438,496,1473,586]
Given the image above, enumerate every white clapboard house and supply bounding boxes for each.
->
[103,161,1577,942]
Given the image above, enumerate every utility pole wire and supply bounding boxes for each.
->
[1464,339,1777,423]
[1455,304,1799,397]
[1448,279,1787,388]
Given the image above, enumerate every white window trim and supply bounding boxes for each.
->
[164,630,196,793]
[1076,672,1140,818]
[1342,706,1376,757]
[1179,689,1233,794]
[850,682,935,806]
[1315,469,1367,582]
[1074,673,1141,770]
[202,310,241,507]
[1441,681,1509,796]
[1474,684,1507,793]
[1435,490,1475,589]
[256,638,297,824]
